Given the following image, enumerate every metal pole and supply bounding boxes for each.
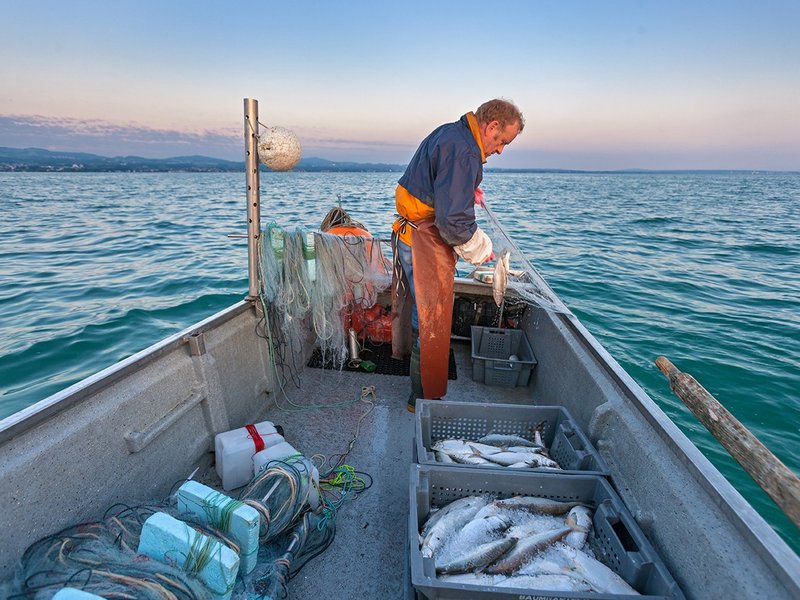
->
[244,98,261,300]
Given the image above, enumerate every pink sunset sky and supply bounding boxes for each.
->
[1,1,798,171]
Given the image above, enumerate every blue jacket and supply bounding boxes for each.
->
[397,114,484,246]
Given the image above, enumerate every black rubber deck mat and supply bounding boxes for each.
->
[307,340,457,380]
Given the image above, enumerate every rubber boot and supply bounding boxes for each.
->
[407,343,423,413]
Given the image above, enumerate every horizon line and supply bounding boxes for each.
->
[0,145,798,174]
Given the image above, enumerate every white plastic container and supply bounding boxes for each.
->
[253,443,321,510]
[215,421,284,491]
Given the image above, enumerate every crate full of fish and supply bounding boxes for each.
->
[415,400,609,477]
[409,465,684,600]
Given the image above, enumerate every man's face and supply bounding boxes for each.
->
[481,120,520,157]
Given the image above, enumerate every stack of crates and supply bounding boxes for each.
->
[407,399,685,600]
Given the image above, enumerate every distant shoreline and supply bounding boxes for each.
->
[0,146,795,174]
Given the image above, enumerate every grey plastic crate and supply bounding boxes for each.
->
[409,465,684,600]
[471,326,537,387]
[415,400,609,477]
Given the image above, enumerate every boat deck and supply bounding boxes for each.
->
[199,338,531,598]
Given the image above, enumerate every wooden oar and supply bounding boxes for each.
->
[655,356,800,530]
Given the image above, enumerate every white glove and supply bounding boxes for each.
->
[454,227,493,265]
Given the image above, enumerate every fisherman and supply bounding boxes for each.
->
[391,98,524,412]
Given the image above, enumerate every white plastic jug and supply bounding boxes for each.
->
[215,421,284,491]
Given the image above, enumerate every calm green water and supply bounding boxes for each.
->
[1,171,798,553]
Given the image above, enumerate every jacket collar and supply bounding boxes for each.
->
[464,112,487,164]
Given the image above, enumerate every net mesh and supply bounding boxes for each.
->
[480,203,571,314]
[259,211,391,375]
[3,464,334,600]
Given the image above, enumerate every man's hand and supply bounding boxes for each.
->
[474,187,486,208]
[454,227,493,265]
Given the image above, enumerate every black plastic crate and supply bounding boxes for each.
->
[409,465,684,600]
[415,400,609,477]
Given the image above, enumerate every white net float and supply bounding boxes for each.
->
[257,126,302,171]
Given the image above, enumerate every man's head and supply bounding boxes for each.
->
[475,99,524,157]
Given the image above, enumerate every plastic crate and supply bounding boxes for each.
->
[471,326,536,387]
[415,400,609,477]
[409,465,684,600]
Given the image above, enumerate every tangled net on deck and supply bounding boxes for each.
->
[3,463,335,600]
[241,457,317,544]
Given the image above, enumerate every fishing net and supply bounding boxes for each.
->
[311,232,391,369]
[3,501,228,600]
[258,209,391,377]
[240,458,317,544]
[243,512,335,600]
[480,203,570,315]
[3,472,334,600]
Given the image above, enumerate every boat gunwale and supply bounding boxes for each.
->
[556,309,800,590]
[0,299,254,445]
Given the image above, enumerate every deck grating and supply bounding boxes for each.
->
[306,341,457,380]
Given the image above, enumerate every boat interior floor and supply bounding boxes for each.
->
[196,338,532,598]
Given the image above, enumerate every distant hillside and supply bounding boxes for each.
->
[0,147,405,173]
[0,147,243,172]
[0,147,788,174]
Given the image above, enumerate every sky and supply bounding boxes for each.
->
[1,1,798,171]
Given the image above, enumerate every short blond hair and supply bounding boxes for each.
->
[475,99,525,133]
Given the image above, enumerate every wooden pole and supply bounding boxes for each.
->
[655,356,800,529]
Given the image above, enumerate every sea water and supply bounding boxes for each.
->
[1,171,798,553]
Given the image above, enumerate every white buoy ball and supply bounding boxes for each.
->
[257,126,302,171]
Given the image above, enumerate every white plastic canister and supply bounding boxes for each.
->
[214,421,284,491]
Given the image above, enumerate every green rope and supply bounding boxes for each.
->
[201,491,244,534]
[183,530,216,576]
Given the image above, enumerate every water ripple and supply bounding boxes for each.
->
[0,170,798,552]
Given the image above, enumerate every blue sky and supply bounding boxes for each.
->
[1,1,798,170]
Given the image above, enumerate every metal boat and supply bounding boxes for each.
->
[1,99,798,599]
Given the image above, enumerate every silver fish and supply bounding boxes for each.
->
[564,506,593,549]
[452,452,494,466]
[451,513,513,547]
[484,526,573,574]
[433,439,501,455]
[495,572,594,592]
[438,572,505,586]
[472,502,503,520]
[434,450,455,463]
[522,454,562,469]
[477,433,537,447]
[421,495,487,538]
[506,445,548,455]
[492,251,510,306]
[533,427,546,448]
[494,496,586,515]
[421,496,489,558]
[432,440,498,464]
[483,450,542,467]
[436,536,518,574]
[557,544,641,595]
